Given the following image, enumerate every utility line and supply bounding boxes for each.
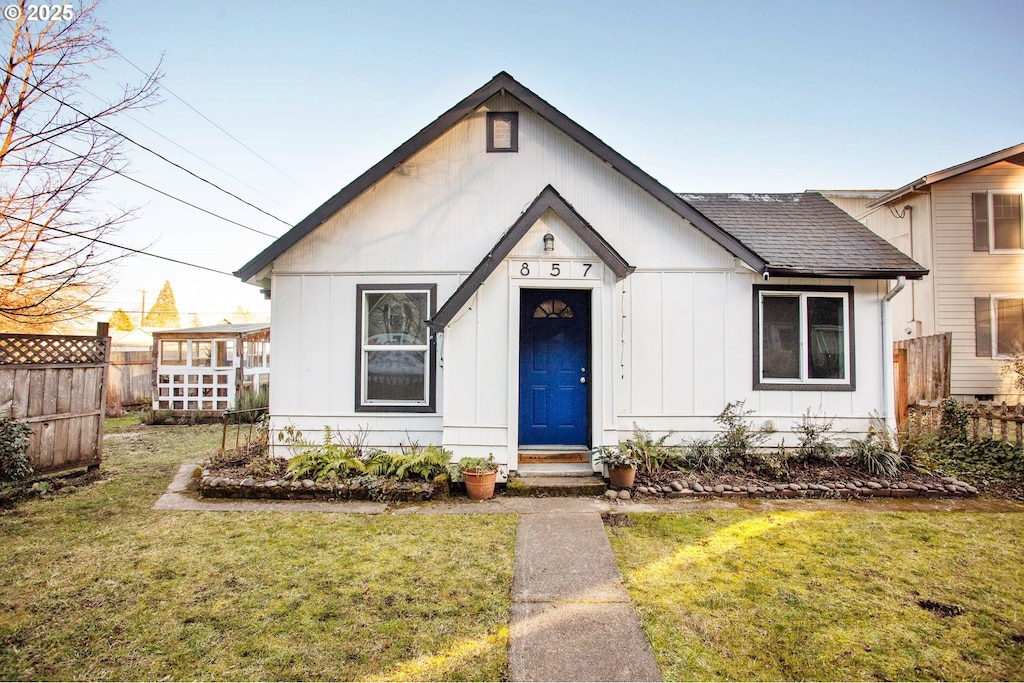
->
[1,213,235,276]
[10,120,278,238]
[0,64,294,227]
[116,50,315,198]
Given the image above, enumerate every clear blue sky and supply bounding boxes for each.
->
[80,0,1024,328]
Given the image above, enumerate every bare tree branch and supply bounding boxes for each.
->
[0,0,161,331]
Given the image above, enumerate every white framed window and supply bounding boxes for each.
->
[355,284,436,412]
[754,286,853,390]
[160,340,185,365]
[974,191,1024,252]
[976,295,1024,358]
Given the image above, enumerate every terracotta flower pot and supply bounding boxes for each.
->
[608,465,636,489]
[463,469,496,500]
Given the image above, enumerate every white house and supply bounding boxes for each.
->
[236,72,926,478]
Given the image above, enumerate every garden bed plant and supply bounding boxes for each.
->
[199,424,454,502]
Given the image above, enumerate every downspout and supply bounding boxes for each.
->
[881,276,907,431]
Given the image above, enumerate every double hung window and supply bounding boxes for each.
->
[356,285,436,411]
[754,286,853,390]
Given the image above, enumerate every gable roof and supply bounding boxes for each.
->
[679,192,928,279]
[428,185,634,329]
[866,141,1024,209]
[234,71,767,284]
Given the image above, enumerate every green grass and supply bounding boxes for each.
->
[607,510,1024,681]
[0,423,515,681]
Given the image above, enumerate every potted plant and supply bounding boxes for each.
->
[596,446,638,488]
[454,455,498,500]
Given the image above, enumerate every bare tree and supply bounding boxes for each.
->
[0,0,160,332]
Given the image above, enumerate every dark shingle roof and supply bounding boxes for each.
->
[678,192,927,279]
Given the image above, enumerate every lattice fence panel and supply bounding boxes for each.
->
[0,334,107,365]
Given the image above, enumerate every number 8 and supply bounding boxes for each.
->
[520,263,530,276]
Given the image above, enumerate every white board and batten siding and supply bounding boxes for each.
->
[930,162,1024,398]
[268,92,894,465]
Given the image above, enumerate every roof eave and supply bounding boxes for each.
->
[766,267,929,281]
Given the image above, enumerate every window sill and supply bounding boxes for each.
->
[754,381,855,392]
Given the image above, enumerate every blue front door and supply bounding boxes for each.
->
[519,289,590,446]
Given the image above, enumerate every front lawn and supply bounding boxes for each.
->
[607,510,1024,681]
[0,423,515,681]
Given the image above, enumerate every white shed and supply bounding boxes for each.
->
[236,73,926,478]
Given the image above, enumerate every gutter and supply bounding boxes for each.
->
[880,276,907,432]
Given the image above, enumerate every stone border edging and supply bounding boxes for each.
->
[198,469,449,503]
[615,476,979,501]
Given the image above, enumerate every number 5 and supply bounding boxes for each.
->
[550,263,561,277]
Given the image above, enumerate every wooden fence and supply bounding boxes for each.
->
[894,332,951,430]
[0,325,110,474]
[108,350,152,410]
[906,399,1024,446]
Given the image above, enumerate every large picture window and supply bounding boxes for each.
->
[356,284,437,411]
[754,286,854,390]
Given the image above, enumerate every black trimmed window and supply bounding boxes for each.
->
[972,191,1024,252]
[754,285,855,391]
[975,295,1024,358]
[487,112,518,152]
[355,284,436,412]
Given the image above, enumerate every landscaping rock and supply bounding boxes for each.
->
[867,481,882,489]
[301,479,315,489]
[789,483,800,491]
[240,477,255,488]
[693,483,705,493]
[618,490,631,500]
[266,480,279,488]
[713,484,725,493]
[670,481,684,492]
[605,490,619,500]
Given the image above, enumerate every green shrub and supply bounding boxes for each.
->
[713,400,773,469]
[848,415,901,478]
[619,424,678,474]
[680,437,721,472]
[365,445,452,480]
[231,387,269,422]
[283,427,367,482]
[794,410,840,464]
[0,414,32,484]
[938,396,969,445]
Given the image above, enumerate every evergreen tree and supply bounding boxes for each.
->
[190,313,202,327]
[142,281,180,329]
[108,308,134,331]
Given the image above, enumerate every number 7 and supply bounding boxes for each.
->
[583,263,592,276]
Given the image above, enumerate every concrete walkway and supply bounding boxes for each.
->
[509,512,662,681]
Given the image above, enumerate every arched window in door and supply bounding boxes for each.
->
[533,299,574,319]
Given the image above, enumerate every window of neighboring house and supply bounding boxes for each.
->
[214,340,234,368]
[754,286,854,390]
[973,191,1024,251]
[160,340,185,365]
[486,112,518,152]
[355,284,437,411]
[976,295,1024,358]
[191,341,212,367]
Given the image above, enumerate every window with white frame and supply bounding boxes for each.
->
[754,286,853,390]
[973,191,1024,252]
[356,284,436,411]
[977,295,1024,358]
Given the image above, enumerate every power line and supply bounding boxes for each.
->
[10,120,279,239]
[0,64,295,228]
[1,213,235,277]
[116,50,315,198]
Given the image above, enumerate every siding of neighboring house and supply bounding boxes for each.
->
[823,191,936,342]
[930,161,1024,397]
[267,92,893,465]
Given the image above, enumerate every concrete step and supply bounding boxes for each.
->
[517,463,595,477]
[507,475,607,497]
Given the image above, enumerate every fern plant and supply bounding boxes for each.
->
[285,427,366,482]
[365,445,452,480]
[619,424,678,474]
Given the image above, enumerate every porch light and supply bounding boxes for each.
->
[543,233,554,252]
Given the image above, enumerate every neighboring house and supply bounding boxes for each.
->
[151,323,270,415]
[235,72,925,476]
[824,141,1024,400]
